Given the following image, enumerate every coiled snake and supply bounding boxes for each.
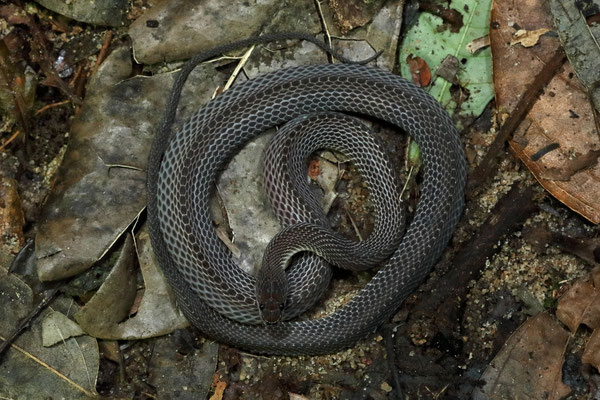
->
[147,33,466,355]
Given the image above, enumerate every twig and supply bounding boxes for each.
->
[222,45,255,92]
[35,100,71,115]
[91,30,114,77]
[314,0,334,63]
[399,166,414,201]
[408,182,537,336]
[345,209,363,241]
[0,130,21,151]
[467,47,566,196]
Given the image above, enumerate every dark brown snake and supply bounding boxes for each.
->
[147,33,466,355]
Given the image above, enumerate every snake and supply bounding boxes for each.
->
[147,32,466,355]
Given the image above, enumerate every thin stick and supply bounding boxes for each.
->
[222,45,255,92]
[314,0,334,63]
[35,99,71,115]
[93,31,114,73]
[467,47,566,195]
[0,130,21,151]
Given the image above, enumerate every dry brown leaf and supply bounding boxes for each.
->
[508,62,600,223]
[474,312,571,399]
[490,0,600,224]
[556,266,600,332]
[490,0,560,114]
[435,55,460,85]
[582,328,600,370]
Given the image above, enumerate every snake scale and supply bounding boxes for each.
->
[147,33,467,355]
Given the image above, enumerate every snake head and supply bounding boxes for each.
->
[256,270,288,324]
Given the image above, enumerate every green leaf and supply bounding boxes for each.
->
[399,0,494,128]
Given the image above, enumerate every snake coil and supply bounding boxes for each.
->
[147,33,466,355]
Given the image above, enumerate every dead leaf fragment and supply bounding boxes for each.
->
[466,35,490,54]
[435,55,460,85]
[209,378,227,400]
[556,266,600,332]
[510,28,552,47]
[406,55,431,87]
[289,393,311,400]
[474,312,571,399]
[418,2,463,33]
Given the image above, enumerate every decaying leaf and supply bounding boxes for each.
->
[556,266,600,333]
[35,46,224,282]
[0,268,99,399]
[508,62,600,223]
[209,378,227,400]
[74,229,188,340]
[473,312,571,400]
[434,55,460,85]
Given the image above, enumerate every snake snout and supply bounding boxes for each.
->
[256,279,287,324]
[259,302,284,324]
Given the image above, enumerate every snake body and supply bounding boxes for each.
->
[256,112,406,323]
[147,33,466,355]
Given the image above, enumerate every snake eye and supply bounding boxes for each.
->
[259,304,265,310]
[279,303,285,311]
